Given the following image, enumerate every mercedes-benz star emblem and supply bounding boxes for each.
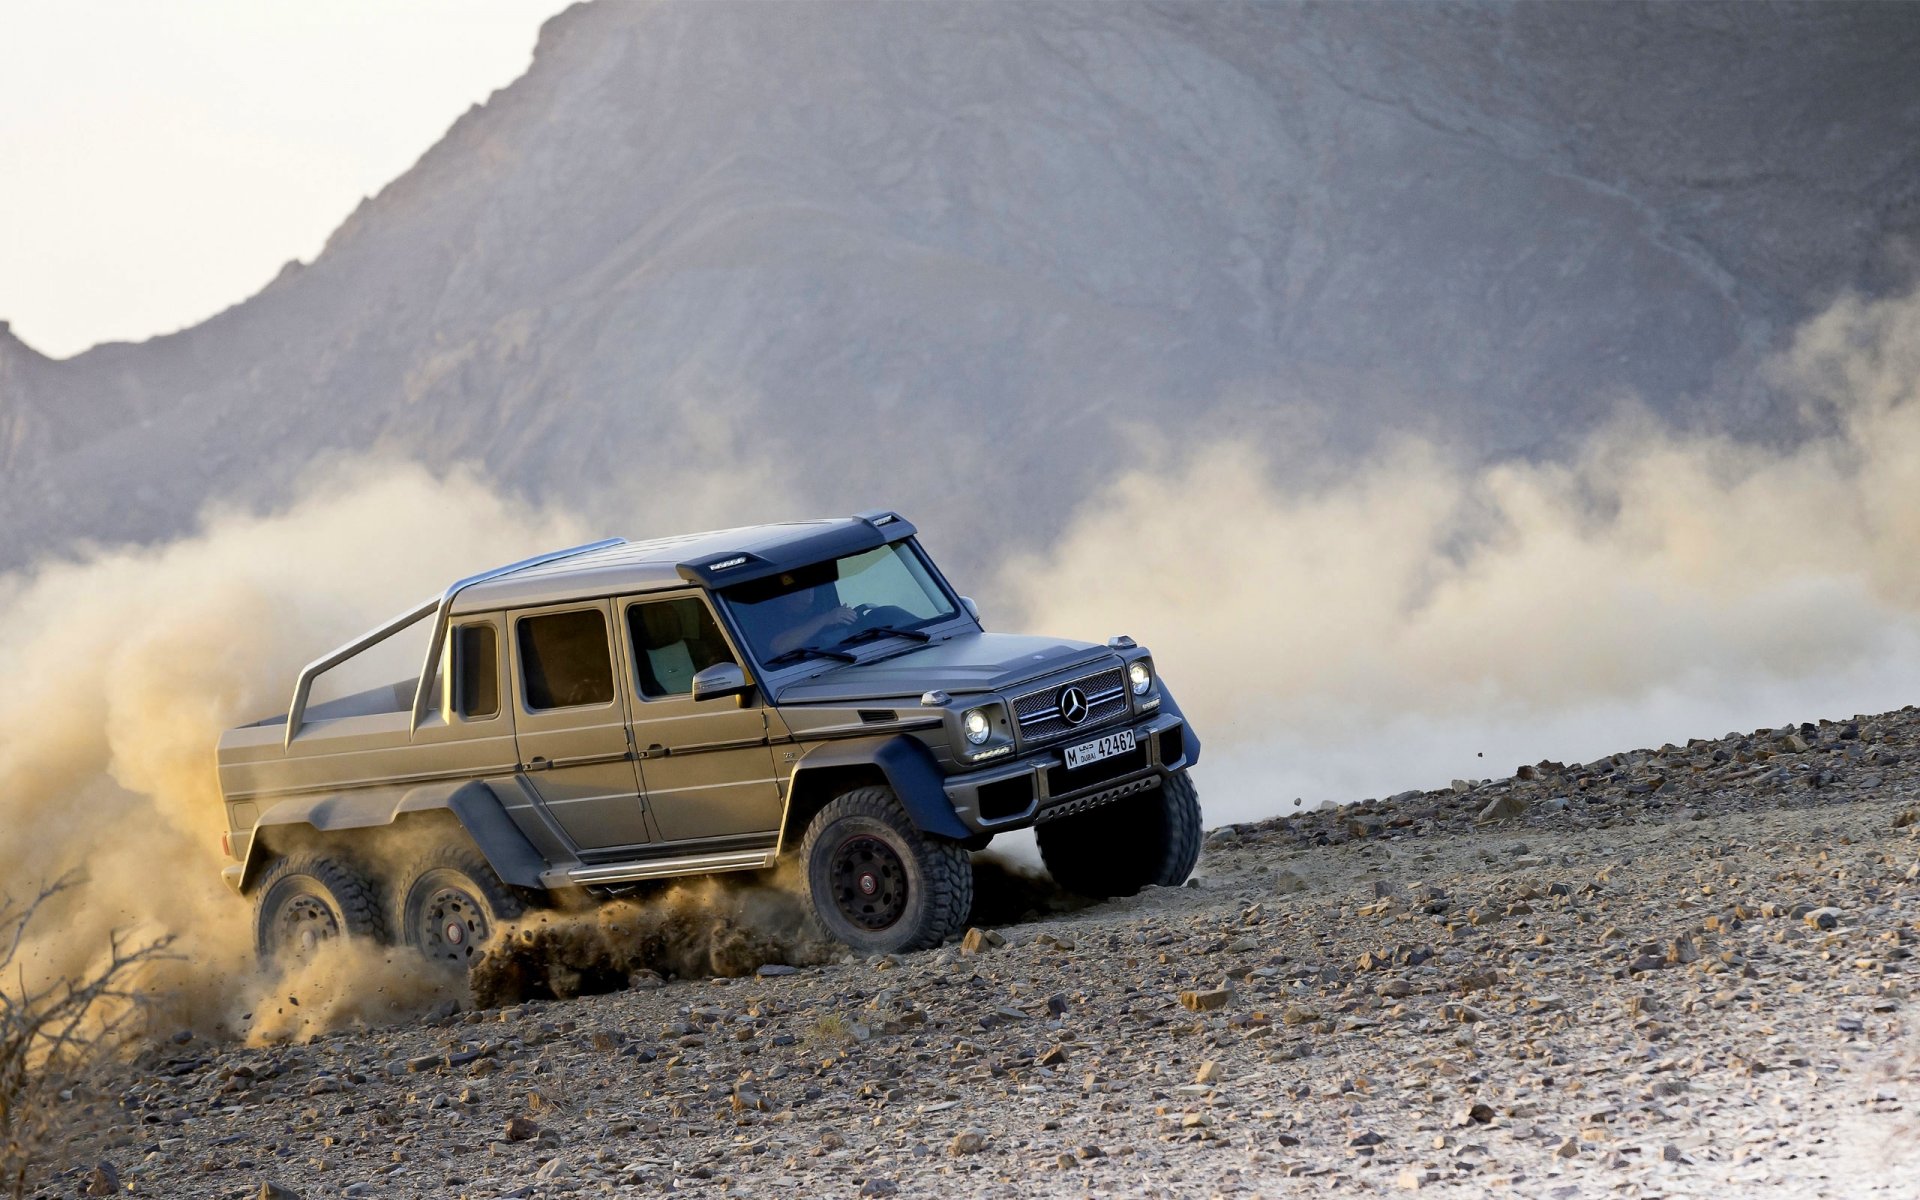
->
[1058,685,1090,726]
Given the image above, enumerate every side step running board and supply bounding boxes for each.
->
[565,849,775,886]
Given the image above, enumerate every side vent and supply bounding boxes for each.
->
[858,709,898,725]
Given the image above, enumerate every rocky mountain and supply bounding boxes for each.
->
[4,1,1918,571]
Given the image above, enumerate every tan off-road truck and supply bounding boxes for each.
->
[217,512,1201,968]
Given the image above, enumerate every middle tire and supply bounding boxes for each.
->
[252,852,386,970]
[800,786,973,955]
[394,843,527,971]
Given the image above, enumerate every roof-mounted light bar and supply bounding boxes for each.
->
[674,513,918,589]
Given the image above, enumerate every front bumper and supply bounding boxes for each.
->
[941,709,1192,834]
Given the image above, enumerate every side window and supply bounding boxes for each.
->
[516,610,614,710]
[454,624,499,719]
[627,597,738,699]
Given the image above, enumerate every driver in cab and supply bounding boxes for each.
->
[765,581,856,656]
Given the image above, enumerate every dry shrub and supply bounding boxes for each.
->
[0,874,172,1197]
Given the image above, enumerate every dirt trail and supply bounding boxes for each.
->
[48,708,1920,1198]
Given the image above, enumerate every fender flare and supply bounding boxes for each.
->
[235,778,545,893]
[781,734,972,847]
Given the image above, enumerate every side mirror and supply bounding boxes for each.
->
[960,596,982,625]
[691,661,751,704]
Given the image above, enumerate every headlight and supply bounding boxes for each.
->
[962,708,992,745]
[1128,660,1153,696]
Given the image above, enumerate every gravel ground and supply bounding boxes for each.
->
[50,709,1920,1199]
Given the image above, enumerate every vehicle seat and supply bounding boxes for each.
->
[636,603,695,697]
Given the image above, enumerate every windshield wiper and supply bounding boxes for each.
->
[762,644,860,668]
[836,624,933,647]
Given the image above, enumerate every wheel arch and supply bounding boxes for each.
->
[236,778,545,894]
[778,735,970,852]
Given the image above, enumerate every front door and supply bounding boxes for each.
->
[621,593,783,843]
[507,600,650,853]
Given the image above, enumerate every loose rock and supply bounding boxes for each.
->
[1180,987,1233,1012]
[949,1129,990,1155]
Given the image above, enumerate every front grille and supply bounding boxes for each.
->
[1012,667,1127,744]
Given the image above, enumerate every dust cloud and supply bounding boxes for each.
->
[0,459,595,1040]
[1004,286,1920,824]
[245,941,464,1046]
[7,281,1918,1040]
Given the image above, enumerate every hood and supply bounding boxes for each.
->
[771,632,1113,704]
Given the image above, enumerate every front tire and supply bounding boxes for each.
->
[395,844,526,972]
[800,787,973,955]
[253,853,386,969]
[1036,769,1203,899]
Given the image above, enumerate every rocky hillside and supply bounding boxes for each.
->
[49,705,1920,1198]
[4,2,1920,572]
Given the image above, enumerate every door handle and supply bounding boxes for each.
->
[639,744,668,760]
[525,755,551,772]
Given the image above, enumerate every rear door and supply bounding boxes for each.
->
[507,600,650,853]
[621,592,783,843]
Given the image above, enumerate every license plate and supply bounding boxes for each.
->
[1065,728,1135,769]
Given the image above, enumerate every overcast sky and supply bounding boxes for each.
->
[0,1,572,359]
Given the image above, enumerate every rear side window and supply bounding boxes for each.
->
[517,610,614,710]
[454,624,499,718]
[628,597,738,698]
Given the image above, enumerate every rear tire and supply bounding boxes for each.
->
[395,844,526,972]
[1037,769,1202,899]
[253,853,386,969]
[800,787,973,955]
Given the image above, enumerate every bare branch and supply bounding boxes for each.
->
[0,873,180,1196]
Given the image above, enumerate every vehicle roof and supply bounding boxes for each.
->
[447,512,915,614]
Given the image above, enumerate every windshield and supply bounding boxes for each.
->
[720,543,959,664]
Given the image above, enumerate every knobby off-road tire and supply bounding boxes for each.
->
[801,787,974,955]
[395,843,527,972]
[1037,768,1203,899]
[253,853,386,969]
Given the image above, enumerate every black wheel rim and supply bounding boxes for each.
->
[413,881,491,965]
[830,835,908,931]
[272,890,340,961]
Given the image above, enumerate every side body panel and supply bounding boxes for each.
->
[617,591,784,842]
[237,778,545,890]
[504,599,651,852]
[219,610,520,863]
